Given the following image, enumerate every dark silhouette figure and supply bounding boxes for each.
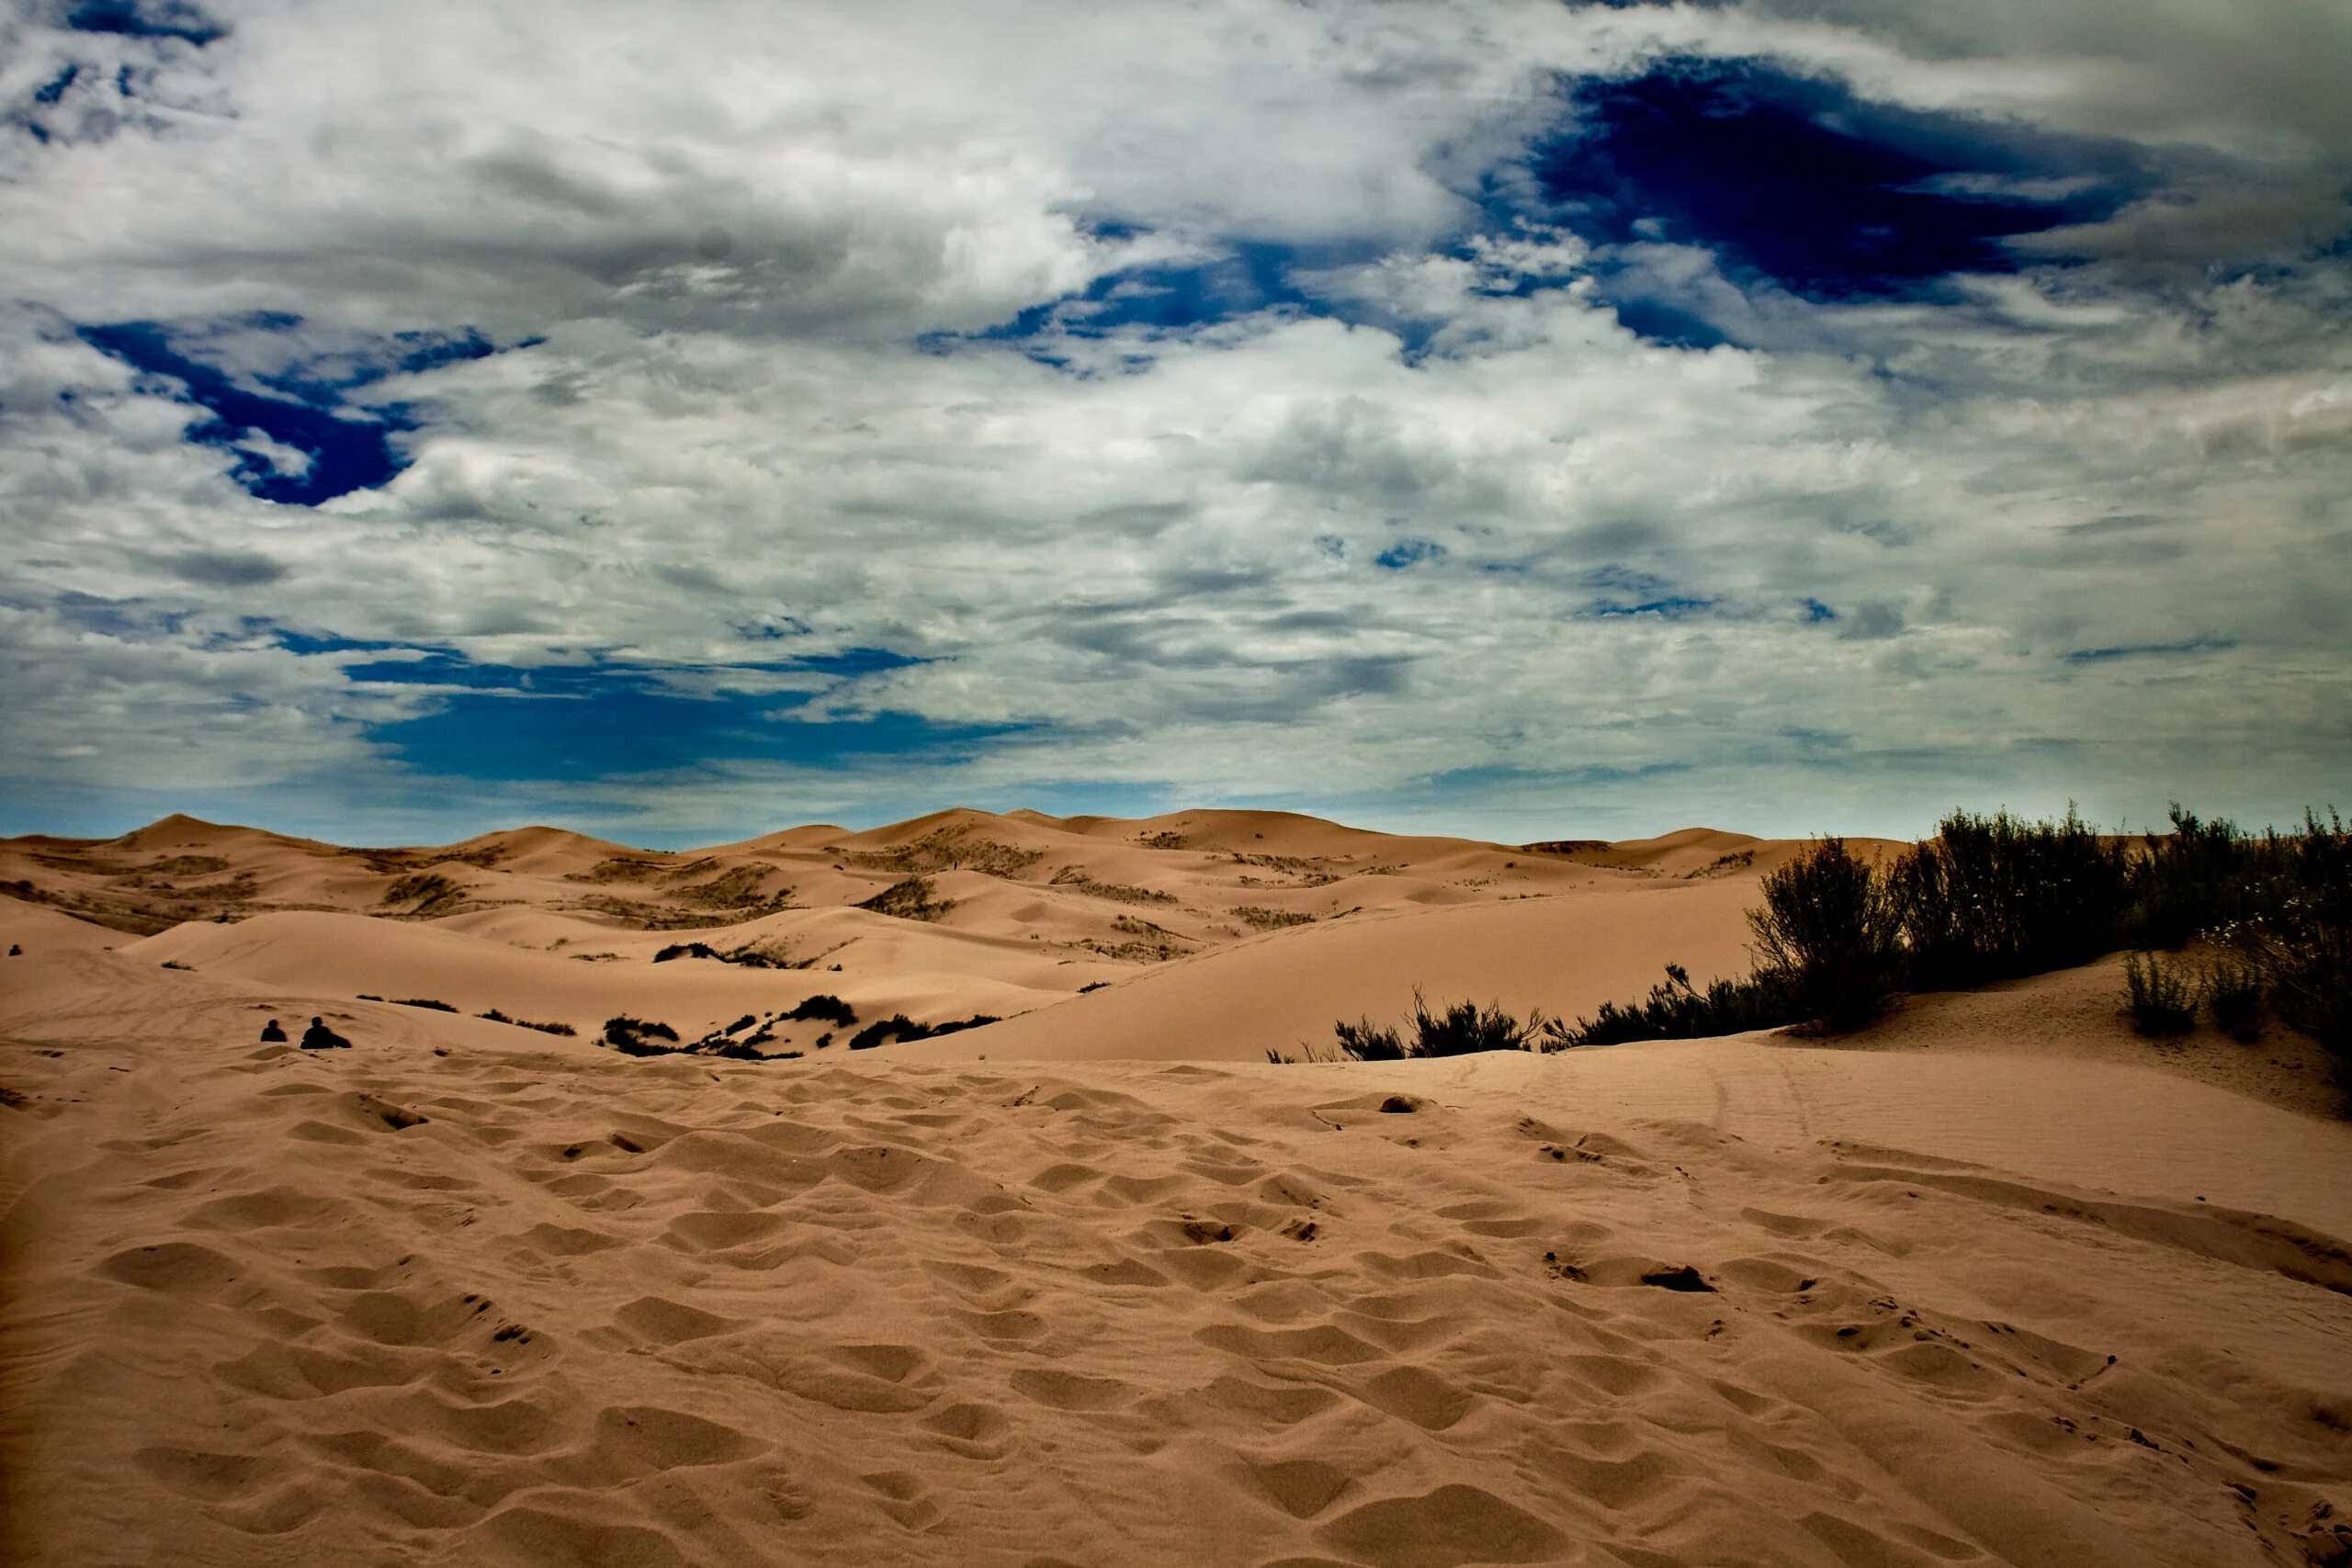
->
[300,1016,351,1050]
[259,1019,287,1042]
[6,943,19,956]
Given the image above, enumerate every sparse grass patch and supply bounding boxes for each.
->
[390,998,457,1012]
[1050,866,1179,904]
[858,875,957,922]
[1231,906,1314,931]
[381,873,468,917]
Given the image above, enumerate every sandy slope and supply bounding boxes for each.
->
[4,808,2349,1567]
[1,808,1811,1055]
[4,964,2349,1568]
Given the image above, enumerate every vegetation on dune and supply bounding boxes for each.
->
[480,1008,577,1036]
[847,1012,1001,1050]
[1231,905,1315,931]
[1540,802,2352,1080]
[847,827,1045,877]
[381,873,469,917]
[602,1015,681,1055]
[857,875,957,922]
[1296,988,1545,1063]
[1286,801,2349,1081]
[2123,952,2197,1036]
[1557,964,1796,1047]
[785,993,857,1027]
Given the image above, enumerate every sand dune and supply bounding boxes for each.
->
[4,807,2349,1566]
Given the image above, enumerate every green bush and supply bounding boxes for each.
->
[2200,951,2265,1043]
[1327,989,1534,1059]
[2262,810,2352,1078]
[1748,838,1902,1028]
[1408,990,1536,1055]
[2123,952,2197,1036]
[1332,1016,1405,1060]
[1892,807,2127,990]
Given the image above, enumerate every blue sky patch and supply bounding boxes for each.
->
[294,641,959,782]
[371,685,1013,784]
[1375,538,1445,570]
[77,317,501,504]
[1530,58,2157,306]
[67,0,226,45]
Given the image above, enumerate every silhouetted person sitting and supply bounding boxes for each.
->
[259,1019,287,1042]
[300,1016,351,1050]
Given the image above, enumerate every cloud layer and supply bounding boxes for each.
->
[3,0,2347,843]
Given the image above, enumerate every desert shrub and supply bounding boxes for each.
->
[2120,807,2280,949]
[2261,810,2352,1077]
[390,998,457,1012]
[845,1011,998,1050]
[2123,952,2197,1036]
[1332,1016,1406,1060]
[652,942,721,963]
[1550,964,1801,1047]
[1891,807,2127,991]
[1327,991,1535,1058]
[603,1015,681,1055]
[786,993,857,1026]
[1749,838,1902,1028]
[479,1009,577,1036]
[1408,991,1536,1055]
[2200,951,2265,1043]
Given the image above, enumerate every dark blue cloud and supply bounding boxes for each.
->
[66,0,227,45]
[2065,638,2234,664]
[1530,58,2160,307]
[935,235,1402,364]
[1374,538,1446,570]
[76,317,500,504]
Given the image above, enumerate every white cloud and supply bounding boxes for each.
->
[0,1,2347,840]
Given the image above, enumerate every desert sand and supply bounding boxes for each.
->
[4,809,2349,1567]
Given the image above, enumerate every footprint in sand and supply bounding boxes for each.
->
[1354,1364,1476,1431]
[1314,1484,1567,1568]
[466,1506,691,1568]
[860,1469,943,1529]
[1245,1456,1354,1519]
[613,1295,739,1345]
[1010,1368,1136,1412]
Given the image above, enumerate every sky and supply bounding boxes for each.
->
[3,0,2347,848]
